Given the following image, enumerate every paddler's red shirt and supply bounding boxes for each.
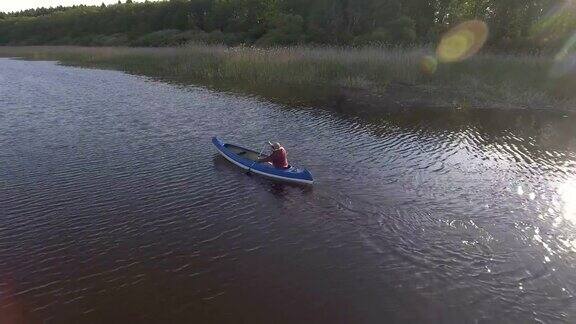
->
[262,147,289,169]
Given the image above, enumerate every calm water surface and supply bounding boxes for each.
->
[1,58,576,323]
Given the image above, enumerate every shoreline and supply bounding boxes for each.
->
[0,45,574,115]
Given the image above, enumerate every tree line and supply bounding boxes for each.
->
[0,0,573,51]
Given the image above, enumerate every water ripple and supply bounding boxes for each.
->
[1,58,576,323]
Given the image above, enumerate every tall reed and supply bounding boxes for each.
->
[0,45,571,111]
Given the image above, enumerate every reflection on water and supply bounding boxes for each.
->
[1,58,576,323]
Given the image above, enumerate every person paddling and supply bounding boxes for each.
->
[258,141,289,169]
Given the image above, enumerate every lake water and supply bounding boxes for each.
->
[1,58,576,323]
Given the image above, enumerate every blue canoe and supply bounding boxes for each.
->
[212,137,314,185]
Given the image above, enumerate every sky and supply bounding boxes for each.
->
[0,0,153,13]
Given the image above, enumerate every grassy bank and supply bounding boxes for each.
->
[0,45,572,112]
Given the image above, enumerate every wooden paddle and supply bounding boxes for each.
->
[247,143,269,175]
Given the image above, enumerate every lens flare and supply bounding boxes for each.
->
[541,3,576,85]
[437,20,489,63]
[530,1,576,46]
[550,33,576,79]
[419,55,438,75]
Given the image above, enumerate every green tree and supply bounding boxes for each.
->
[257,13,304,45]
[0,0,568,50]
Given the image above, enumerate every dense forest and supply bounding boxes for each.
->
[0,0,575,50]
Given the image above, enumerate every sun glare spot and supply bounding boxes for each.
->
[437,20,488,63]
[558,179,576,224]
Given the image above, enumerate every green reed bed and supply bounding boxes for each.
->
[0,45,571,111]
